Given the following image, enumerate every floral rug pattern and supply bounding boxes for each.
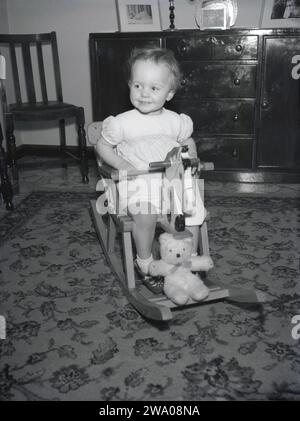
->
[0,191,300,401]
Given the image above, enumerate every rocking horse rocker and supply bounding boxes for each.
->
[89,122,265,322]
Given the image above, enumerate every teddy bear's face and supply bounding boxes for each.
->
[159,232,193,265]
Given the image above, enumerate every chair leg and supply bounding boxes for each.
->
[199,220,210,256]
[0,137,14,211]
[59,119,67,169]
[76,107,89,184]
[5,113,18,185]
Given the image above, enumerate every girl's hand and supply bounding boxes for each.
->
[191,160,201,177]
[184,148,200,177]
[165,147,182,164]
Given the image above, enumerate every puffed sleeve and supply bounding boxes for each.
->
[101,116,123,146]
[177,113,194,144]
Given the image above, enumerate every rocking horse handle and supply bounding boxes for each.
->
[110,159,214,181]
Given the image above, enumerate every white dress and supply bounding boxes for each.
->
[101,108,193,169]
[101,108,205,225]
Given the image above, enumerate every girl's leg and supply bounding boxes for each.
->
[131,213,157,258]
[130,210,164,294]
[129,202,158,273]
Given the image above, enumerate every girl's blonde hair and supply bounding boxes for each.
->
[127,47,182,91]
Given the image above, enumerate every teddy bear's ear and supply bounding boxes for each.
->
[159,232,173,246]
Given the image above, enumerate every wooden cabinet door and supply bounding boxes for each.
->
[258,37,300,169]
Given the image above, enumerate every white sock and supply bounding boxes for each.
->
[191,252,198,257]
[136,254,153,274]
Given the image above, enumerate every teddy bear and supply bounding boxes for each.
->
[149,232,213,306]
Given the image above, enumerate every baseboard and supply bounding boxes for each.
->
[203,169,300,184]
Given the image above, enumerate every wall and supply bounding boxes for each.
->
[0,0,8,32]
[2,0,265,146]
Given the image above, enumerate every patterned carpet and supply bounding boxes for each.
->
[0,191,300,401]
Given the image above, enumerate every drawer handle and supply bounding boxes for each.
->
[235,44,242,52]
[234,78,241,86]
[233,114,239,121]
[180,44,188,54]
[232,148,238,158]
[181,78,187,86]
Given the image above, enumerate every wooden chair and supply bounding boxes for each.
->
[0,32,89,187]
[88,122,265,322]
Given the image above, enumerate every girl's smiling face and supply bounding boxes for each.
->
[129,59,175,115]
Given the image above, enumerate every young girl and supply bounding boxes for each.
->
[96,47,205,290]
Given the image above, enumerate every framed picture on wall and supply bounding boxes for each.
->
[260,0,300,28]
[116,0,162,32]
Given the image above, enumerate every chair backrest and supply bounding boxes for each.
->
[0,32,63,105]
[87,121,104,167]
[87,121,102,146]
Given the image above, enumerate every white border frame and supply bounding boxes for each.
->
[116,0,162,32]
[260,0,300,28]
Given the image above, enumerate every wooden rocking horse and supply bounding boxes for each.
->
[88,122,265,321]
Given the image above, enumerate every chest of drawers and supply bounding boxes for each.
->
[90,29,300,182]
